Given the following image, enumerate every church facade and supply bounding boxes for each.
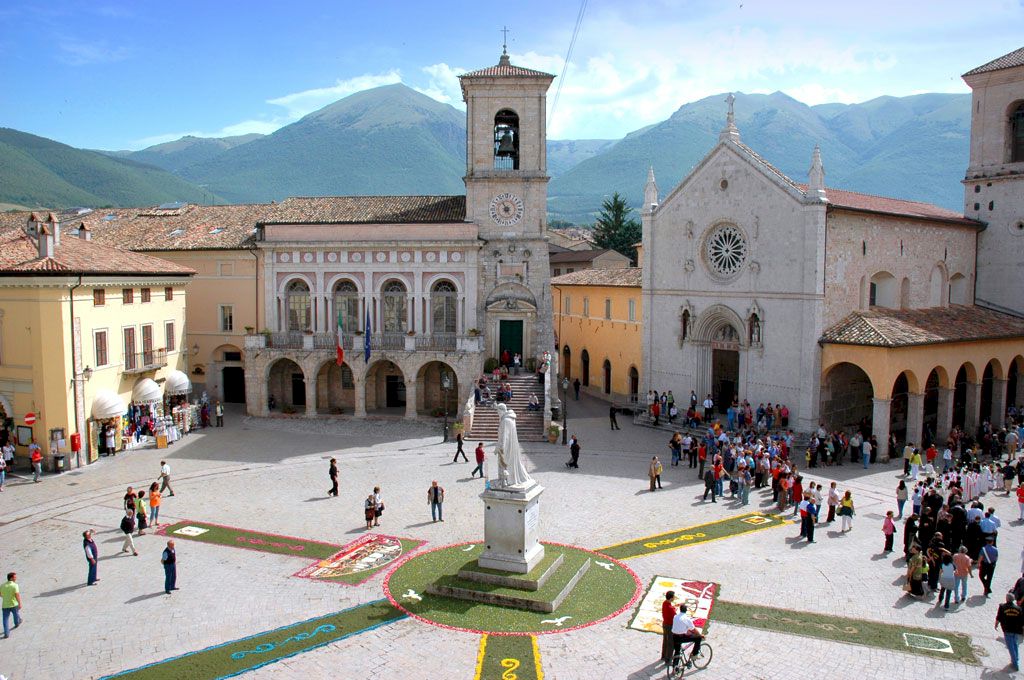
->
[642,56,1024,458]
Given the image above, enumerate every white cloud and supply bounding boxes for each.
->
[780,84,861,106]
[414,63,467,106]
[266,71,402,119]
[56,38,129,66]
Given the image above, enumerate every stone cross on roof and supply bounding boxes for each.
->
[720,92,740,143]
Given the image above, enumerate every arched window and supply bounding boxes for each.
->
[1012,101,1024,163]
[382,280,408,333]
[900,277,911,309]
[949,273,968,305]
[494,109,519,170]
[748,313,761,345]
[581,349,590,387]
[286,280,311,331]
[603,359,612,395]
[332,280,359,333]
[869,272,897,309]
[680,309,690,342]
[431,280,458,334]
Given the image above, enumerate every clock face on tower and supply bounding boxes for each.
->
[489,192,525,226]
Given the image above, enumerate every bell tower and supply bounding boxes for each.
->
[962,47,1024,317]
[460,48,555,367]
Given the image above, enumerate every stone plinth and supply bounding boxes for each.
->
[478,482,544,574]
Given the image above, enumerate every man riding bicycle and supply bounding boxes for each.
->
[670,606,704,669]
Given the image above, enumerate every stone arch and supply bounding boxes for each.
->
[952,362,978,429]
[820,362,874,431]
[949,273,968,305]
[628,366,639,398]
[580,349,590,387]
[980,358,1005,425]
[316,360,354,414]
[922,367,945,445]
[484,282,537,310]
[283,278,312,332]
[692,304,745,343]
[562,344,571,380]
[0,394,11,420]
[210,343,245,404]
[365,359,405,412]
[429,278,459,335]
[890,371,916,444]
[330,278,362,334]
[899,277,911,309]
[325,274,364,295]
[380,279,409,334]
[602,358,612,395]
[869,271,897,308]
[1008,99,1024,163]
[267,358,305,411]
[493,107,520,170]
[415,360,458,415]
[1008,355,1024,412]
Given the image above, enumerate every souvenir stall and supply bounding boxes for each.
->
[129,378,164,449]
[89,389,127,462]
[163,370,193,444]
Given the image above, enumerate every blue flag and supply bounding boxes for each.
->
[363,308,371,362]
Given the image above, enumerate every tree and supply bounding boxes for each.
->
[592,192,642,265]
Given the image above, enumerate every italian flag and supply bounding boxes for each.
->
[335,311,345,366]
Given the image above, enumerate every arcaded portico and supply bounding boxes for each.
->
[820,305,1024,459]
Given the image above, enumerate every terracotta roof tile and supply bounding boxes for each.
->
[551,268,642,287]
[265,195,466,224]
[460,57,554,79]
[820,305,1024,347]
[963,46,1024,77]
[549,248,629,264]
[0,225,195,277]
[790,184,980,226]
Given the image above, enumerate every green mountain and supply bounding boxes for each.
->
[178,84,467,202]
[123,133,263,173]
[0,128,217,209]
[547,92,970,223]
[547,139,617,177]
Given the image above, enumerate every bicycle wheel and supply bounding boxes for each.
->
[690,643,712,669]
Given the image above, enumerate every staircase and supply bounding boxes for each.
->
[470,374,547,442]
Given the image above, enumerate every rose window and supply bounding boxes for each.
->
[706,225,747,276]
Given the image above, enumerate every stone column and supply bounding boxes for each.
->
[304,374,317,418]
[354,373,367,417]
[991,379,1007,428]
[935,387,954,444]
[905,392,924,447]
[1016,375,1024,412]
[404,379,418,419]
[872,397,891,461]
[965,381,982,433]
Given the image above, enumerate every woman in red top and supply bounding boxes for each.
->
[791,475,804,516]
[661,590,677,664]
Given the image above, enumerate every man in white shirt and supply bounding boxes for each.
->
[942,446,953,473]
[702,396,714,423]
[861,440,872,469]
[159,461,175,497]
[670,608,704,669]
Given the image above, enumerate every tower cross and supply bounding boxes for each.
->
[501,26,510,54]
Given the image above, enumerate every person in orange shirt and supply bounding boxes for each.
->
[148,482,162,526]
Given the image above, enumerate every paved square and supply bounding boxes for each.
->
[0,398,1018,679]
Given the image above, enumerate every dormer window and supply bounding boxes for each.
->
[1011,102,1024,163]
[494,109,519,170]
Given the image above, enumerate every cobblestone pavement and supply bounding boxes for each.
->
[1,400,1021,679]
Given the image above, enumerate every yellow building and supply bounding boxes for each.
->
[0,213,193,468]
[552,268,642,402]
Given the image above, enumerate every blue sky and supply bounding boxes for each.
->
[1,0,1022,150]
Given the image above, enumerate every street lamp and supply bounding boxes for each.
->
[561,377,569,445]
[441,372,452,443]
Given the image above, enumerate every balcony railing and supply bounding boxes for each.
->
[124,348,167,374]
[248,332,483,353]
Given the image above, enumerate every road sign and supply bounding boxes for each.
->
[24,412,36,425]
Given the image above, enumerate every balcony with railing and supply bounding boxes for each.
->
[123,348,167,374]
[245,332,483,354]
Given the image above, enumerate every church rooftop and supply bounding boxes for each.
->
[551,267,641,287]
[820,304,1024,347]
[963,46,1024,77]
[262,195,466,225]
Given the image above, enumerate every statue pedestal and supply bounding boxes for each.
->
[478,482,545,574]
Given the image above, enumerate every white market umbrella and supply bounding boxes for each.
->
[131,378,162,404]
[91,390,127,420]
[164,369,191,396]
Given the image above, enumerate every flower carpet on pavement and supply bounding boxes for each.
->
[473,635,544,680]
[384,541,641,635]
[99,600,405,680]
[711,600,981,664]
[160,520,423,585]
[597,511,788,560]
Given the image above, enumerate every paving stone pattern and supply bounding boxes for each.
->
[0,399,1019,679]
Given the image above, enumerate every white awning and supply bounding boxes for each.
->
[90,390,127,420]
[131,378,162,404]
[164,369,191,396]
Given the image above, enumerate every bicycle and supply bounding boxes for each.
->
[665,638,712,678]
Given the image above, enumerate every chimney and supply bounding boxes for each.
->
[26,213,41,237]
[47,212,60,247]
[38,223,54,258]
[78,222,92,241]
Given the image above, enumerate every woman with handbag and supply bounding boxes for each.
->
[364,493,376,531]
